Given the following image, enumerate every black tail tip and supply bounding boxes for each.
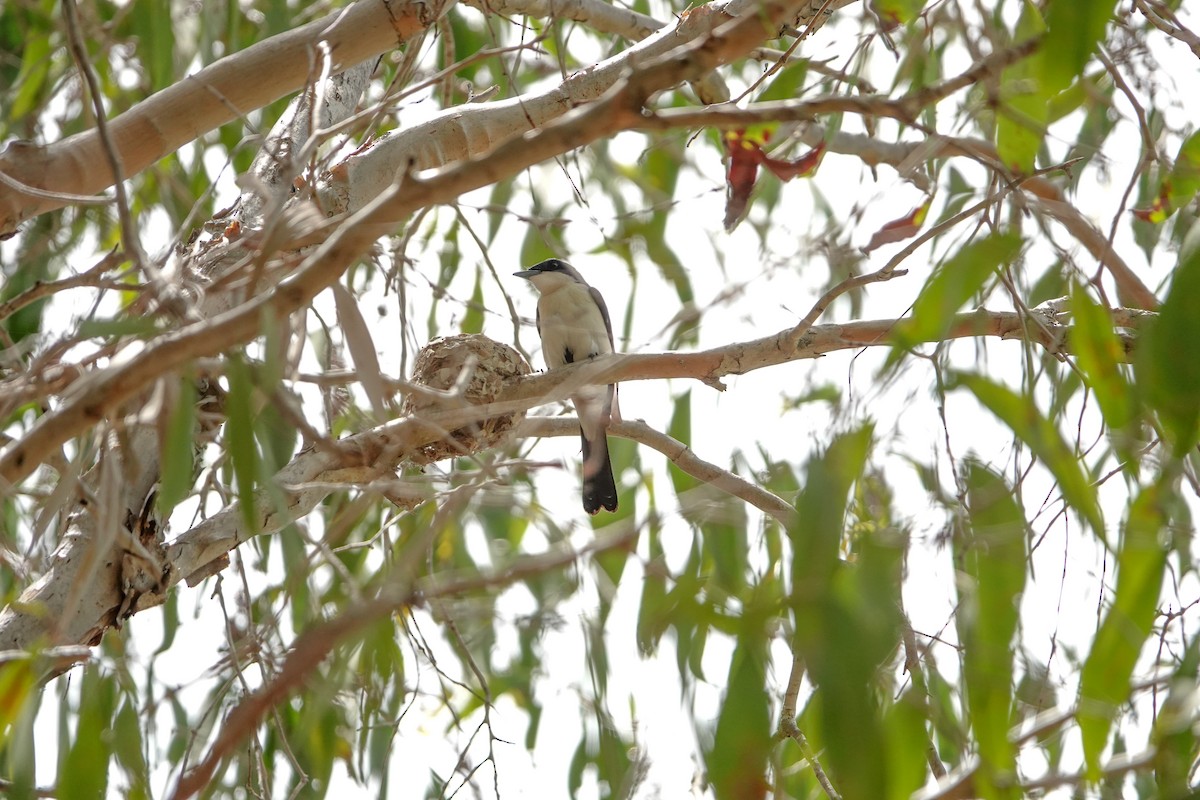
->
[582,477,619,515]
[583,493,619,515]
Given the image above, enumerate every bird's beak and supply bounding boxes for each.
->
[513,270,536,279]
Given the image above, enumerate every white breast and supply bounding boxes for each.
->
[535,280,612,370]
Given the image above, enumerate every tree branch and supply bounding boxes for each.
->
[0,0,823,490]
[170,520,638,800]
[522,416,801,527]
[157,303,1121,602]
[0,0,825,656]
[0,0,448,234]
[789,124,1159,310]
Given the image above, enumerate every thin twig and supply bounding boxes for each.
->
[520,417,800,527]
[61,0,145,273]
[776,652,841,800]
[0,250,130,323]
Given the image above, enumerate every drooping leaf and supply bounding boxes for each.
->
[333,281,388,421]
[1152,635,1200,798]
[706,631,771,800]
[112,698,151,800]
[756,59,809,102]
[790,426,874,597]
[1136,240,1200,452]
[60,666,116,799]
[884,689,932,800]
[1133,131,1200,224]
[157,377,197,516]
[863,197,932,252]
[225,352,260,535]
[636,523,669,656]
[951,373,1105,540]
[956,461,1028,800]
[1040,0,1118,94]
[0,658,35,740]
[126,0,175,92]
[995,1,1048,174]
[790,426,909,799]
[1069,285,1136,437]
[462,268,485,334]
[889,232,1023,364]
[870,0,926,28]
[723,129,823,230]
[1079,484,1169,777]
[724,128,765,231]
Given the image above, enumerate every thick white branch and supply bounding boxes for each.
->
[0,0,451,234]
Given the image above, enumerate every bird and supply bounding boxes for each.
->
[514,258,619,514]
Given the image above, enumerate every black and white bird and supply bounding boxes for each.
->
[514,259,619,514]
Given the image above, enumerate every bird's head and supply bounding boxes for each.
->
[514,258,584,291]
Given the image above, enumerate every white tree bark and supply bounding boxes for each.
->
[0,0,450,234]
[0,0,836,659]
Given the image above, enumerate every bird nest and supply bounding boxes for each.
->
[402,334,531,464]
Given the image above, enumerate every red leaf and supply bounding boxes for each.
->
[1132,189,1169,224]
[863,198,932,252]
[724,129,762,231]
[723,133,825,230]
[760,142,826,181]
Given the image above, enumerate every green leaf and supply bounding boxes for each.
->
[567,737,586,799]
[77,317,162,339]
[951,372,1105,541]
[1069,285,1136,434]
[1152,636,1200,799]
[0,658,35,740]
[996,1,1048,173]
[487,179,514,243]
[1134,131,1200,223]
[157,377,197,516]
[462,269,485,334]
[1164,132,1200,218]
[884,690,932,800]
[332,282,387,421]
[8,32,53,120]
[255,393,297,473]
[128,0,175,91]
[890,232,1023,363]
[1040,0,1118,93]
[706,634,771,800]
[667,392,699,495]
[870,0,926,26]
[790,426,874,597]
[113,699,151,800]
[1063,77,1117,193]
[60,667,116,799]
[225,353,259,535]
[1137,242,1200,452]
[1079,484,1169,777]
[790,426,909,799]
[636,525,668,655]
[956,461,1028,799]
[0,673,37,798]
[155,591,180,656]
[756,59,809,103]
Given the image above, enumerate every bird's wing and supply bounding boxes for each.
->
[588,285,615,351]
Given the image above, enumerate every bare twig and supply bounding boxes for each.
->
[0,251,130,323]
[521,416,800,527]
[1135,0,1200,59]
[170,521,636,799]
[61,0,145,272]
[0,0,823,491]
[776,651,841,800]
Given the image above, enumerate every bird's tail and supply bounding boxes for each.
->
[580,428,618,515]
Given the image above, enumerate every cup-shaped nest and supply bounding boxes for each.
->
[402,334,531,463]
